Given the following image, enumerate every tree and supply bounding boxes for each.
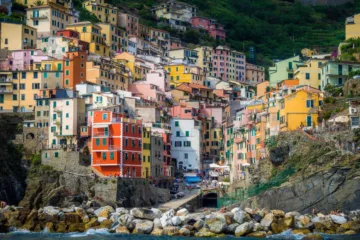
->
[0,6,8,15]
[183,30,201,45]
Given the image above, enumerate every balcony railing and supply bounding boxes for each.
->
[0,88,12,93]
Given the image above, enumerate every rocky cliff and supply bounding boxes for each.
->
[233,131,360,214]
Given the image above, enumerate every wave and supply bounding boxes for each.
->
[68,228,111,238]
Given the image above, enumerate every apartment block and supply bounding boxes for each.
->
[0,22,37,50]
[83,0,118,25]
[117,12,139,36]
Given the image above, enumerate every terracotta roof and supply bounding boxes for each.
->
[188,83,210,90]
[175,84,192,94]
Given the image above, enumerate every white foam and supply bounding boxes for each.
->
[69,228,110,238]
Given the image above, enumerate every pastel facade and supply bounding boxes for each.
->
[83,0,118,25]
[345,14,360,40]
[294,59,327,90]
[191,17,226,40]
[142,126,151,178]
[117,12,139,36]
[145,69,170,92]
[169,48,198,64]
[63,50,87,89]
[128,82,165,105]
[166,64,204,87]
[66,22,110,57]
[171,118,201,171]
[0,49,50,71]
[0,22,37,50]
[97,23,127,55]
[320,61,360,90]
[269,55,302,87]
[26,2,79,37]
[114,52,151,82]
[246,63,265,85]
[91,111,142,177]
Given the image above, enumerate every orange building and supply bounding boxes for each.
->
[91,110,143,177]
[63,50,87,89]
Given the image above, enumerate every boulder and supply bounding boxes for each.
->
[171,216,182,226]
[296,215,312,228]
[233,210,246,224]
[271,210,285,218]
[44,222,55,232]
[119,214,134,228]
[42,206,60,222]
[94,206,114,219]
[293,229,311,235]
[252,214,263,222]
[344,230,357,235]
[163,226,180,236]
[247,231,267,238]
[185,213,205,223]
[68,223,85,232]
[284,216,294,228]
[341,221,360,232]
[231,207,241,213]
[151,228,163,236]
[271,219,290,234]
[253,222,263,232]
[176,208,189,217]
[193,219,204,230]
[100,219,113,228]
[160,209,175,228]
[74,207,87,218]
[116,225,130,234]
[330,215,347,224]
[55,222,67,233]
[225,223,239,234]
[205,217,227,233]
[223,212,234,225]
[85,218,100,230]
[115,208,129,216]
[179,227,191,236]
[130,208,161,220]
[194,228,218,237]
[301,233,324,240]
[133,220,153,234]
[261,213,274,227]
[64,213,81,225]
[235,222,254,237]
[245,208,254,215]
[153,218,162,229]
[62,206,75,213]
[285,211,300,218]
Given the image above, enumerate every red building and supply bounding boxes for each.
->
[63,50,87,90]
[91,111,143,177]
[191,16,226,41]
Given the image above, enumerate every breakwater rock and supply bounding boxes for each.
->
[1,205,360,239]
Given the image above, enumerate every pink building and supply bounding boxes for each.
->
[118,12,139,36]
[170,37,183,50]
[128,82,165,105]
[0,49,50,71]
[211,46,246,82]
[191,17,226,41]
[170,103,198,119]
[145,69,170,92]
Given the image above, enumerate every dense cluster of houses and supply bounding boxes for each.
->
[2,0,360,182]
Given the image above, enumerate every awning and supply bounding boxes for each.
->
[185,176,201,183]
[92,124,110,128]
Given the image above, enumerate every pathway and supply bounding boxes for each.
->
[158,189,200,210]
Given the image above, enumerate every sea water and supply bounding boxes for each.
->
[0,229,359,240]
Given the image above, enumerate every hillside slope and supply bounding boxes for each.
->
[232,131,360,214]
[106,0,355,65]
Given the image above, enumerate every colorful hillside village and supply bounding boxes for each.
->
[2,0,360,182]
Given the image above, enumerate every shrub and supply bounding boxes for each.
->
[31,154,41,166]
[223,177,230,182]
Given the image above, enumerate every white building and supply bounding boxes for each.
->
[48,97,85,149]
[170,118,202,172]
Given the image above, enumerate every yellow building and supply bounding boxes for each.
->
[86,58,130,91]
[0,22,37,50]
[0,63,63,112]
[97,23,129,55]
[142,126,151,178]
[165,64,204,88]
[301,48,318,58]
[279,89,323,131]
[66,22,109,57]
[114,52,151,81]
[26,1,79,37]
[294,59,327,90]
[83,0,118,25]
[345,14,360,40]
[195,46,212,76]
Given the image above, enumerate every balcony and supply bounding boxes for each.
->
[31,15,48,20]
[93,131,111,137]
[0,79,12,84]
[286,67,294,72]
[0,88,12,93]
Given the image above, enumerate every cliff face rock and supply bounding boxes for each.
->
[269,146,290,165]
[239,166,360,214]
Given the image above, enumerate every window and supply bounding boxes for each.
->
[213,131,217,138]
[96,139,100,146]
[66,60,70,66]
[66,113,69,118]
[175,141,182,147]
[103,138,107,146]
[20,84,25,90]
[176,131,180,137]
[102,113,107,120]
[125,125,128,132]
[148,156,151,162]
[51,126,56,132]
[131,153,135,161]
[65,70,69,76]
[65,125,69,130]
[102,152,106,160]
[306,100,314,108]
[175,121,179,127]
[54,152,59,158]
[43,72,48,78]
[12,73,17,79]
[82,26,86,32]
[110,152,114,160]
[132,126,135,133]
[352,117,359,127]
[66,101,69,106]
[185,131,189,137]
[22,72,26,79]
[184,141,191,147]
[33,72,38,79]
[65,79,69,85]
[305,73,310,80]
[56,72,60,78]
[125,138,128,147]
[12,94,17,100]
[53,101,56,107]
[184,153,188,159]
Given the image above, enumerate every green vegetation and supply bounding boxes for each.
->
[108,0,355,66]
[73,0,100,23]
